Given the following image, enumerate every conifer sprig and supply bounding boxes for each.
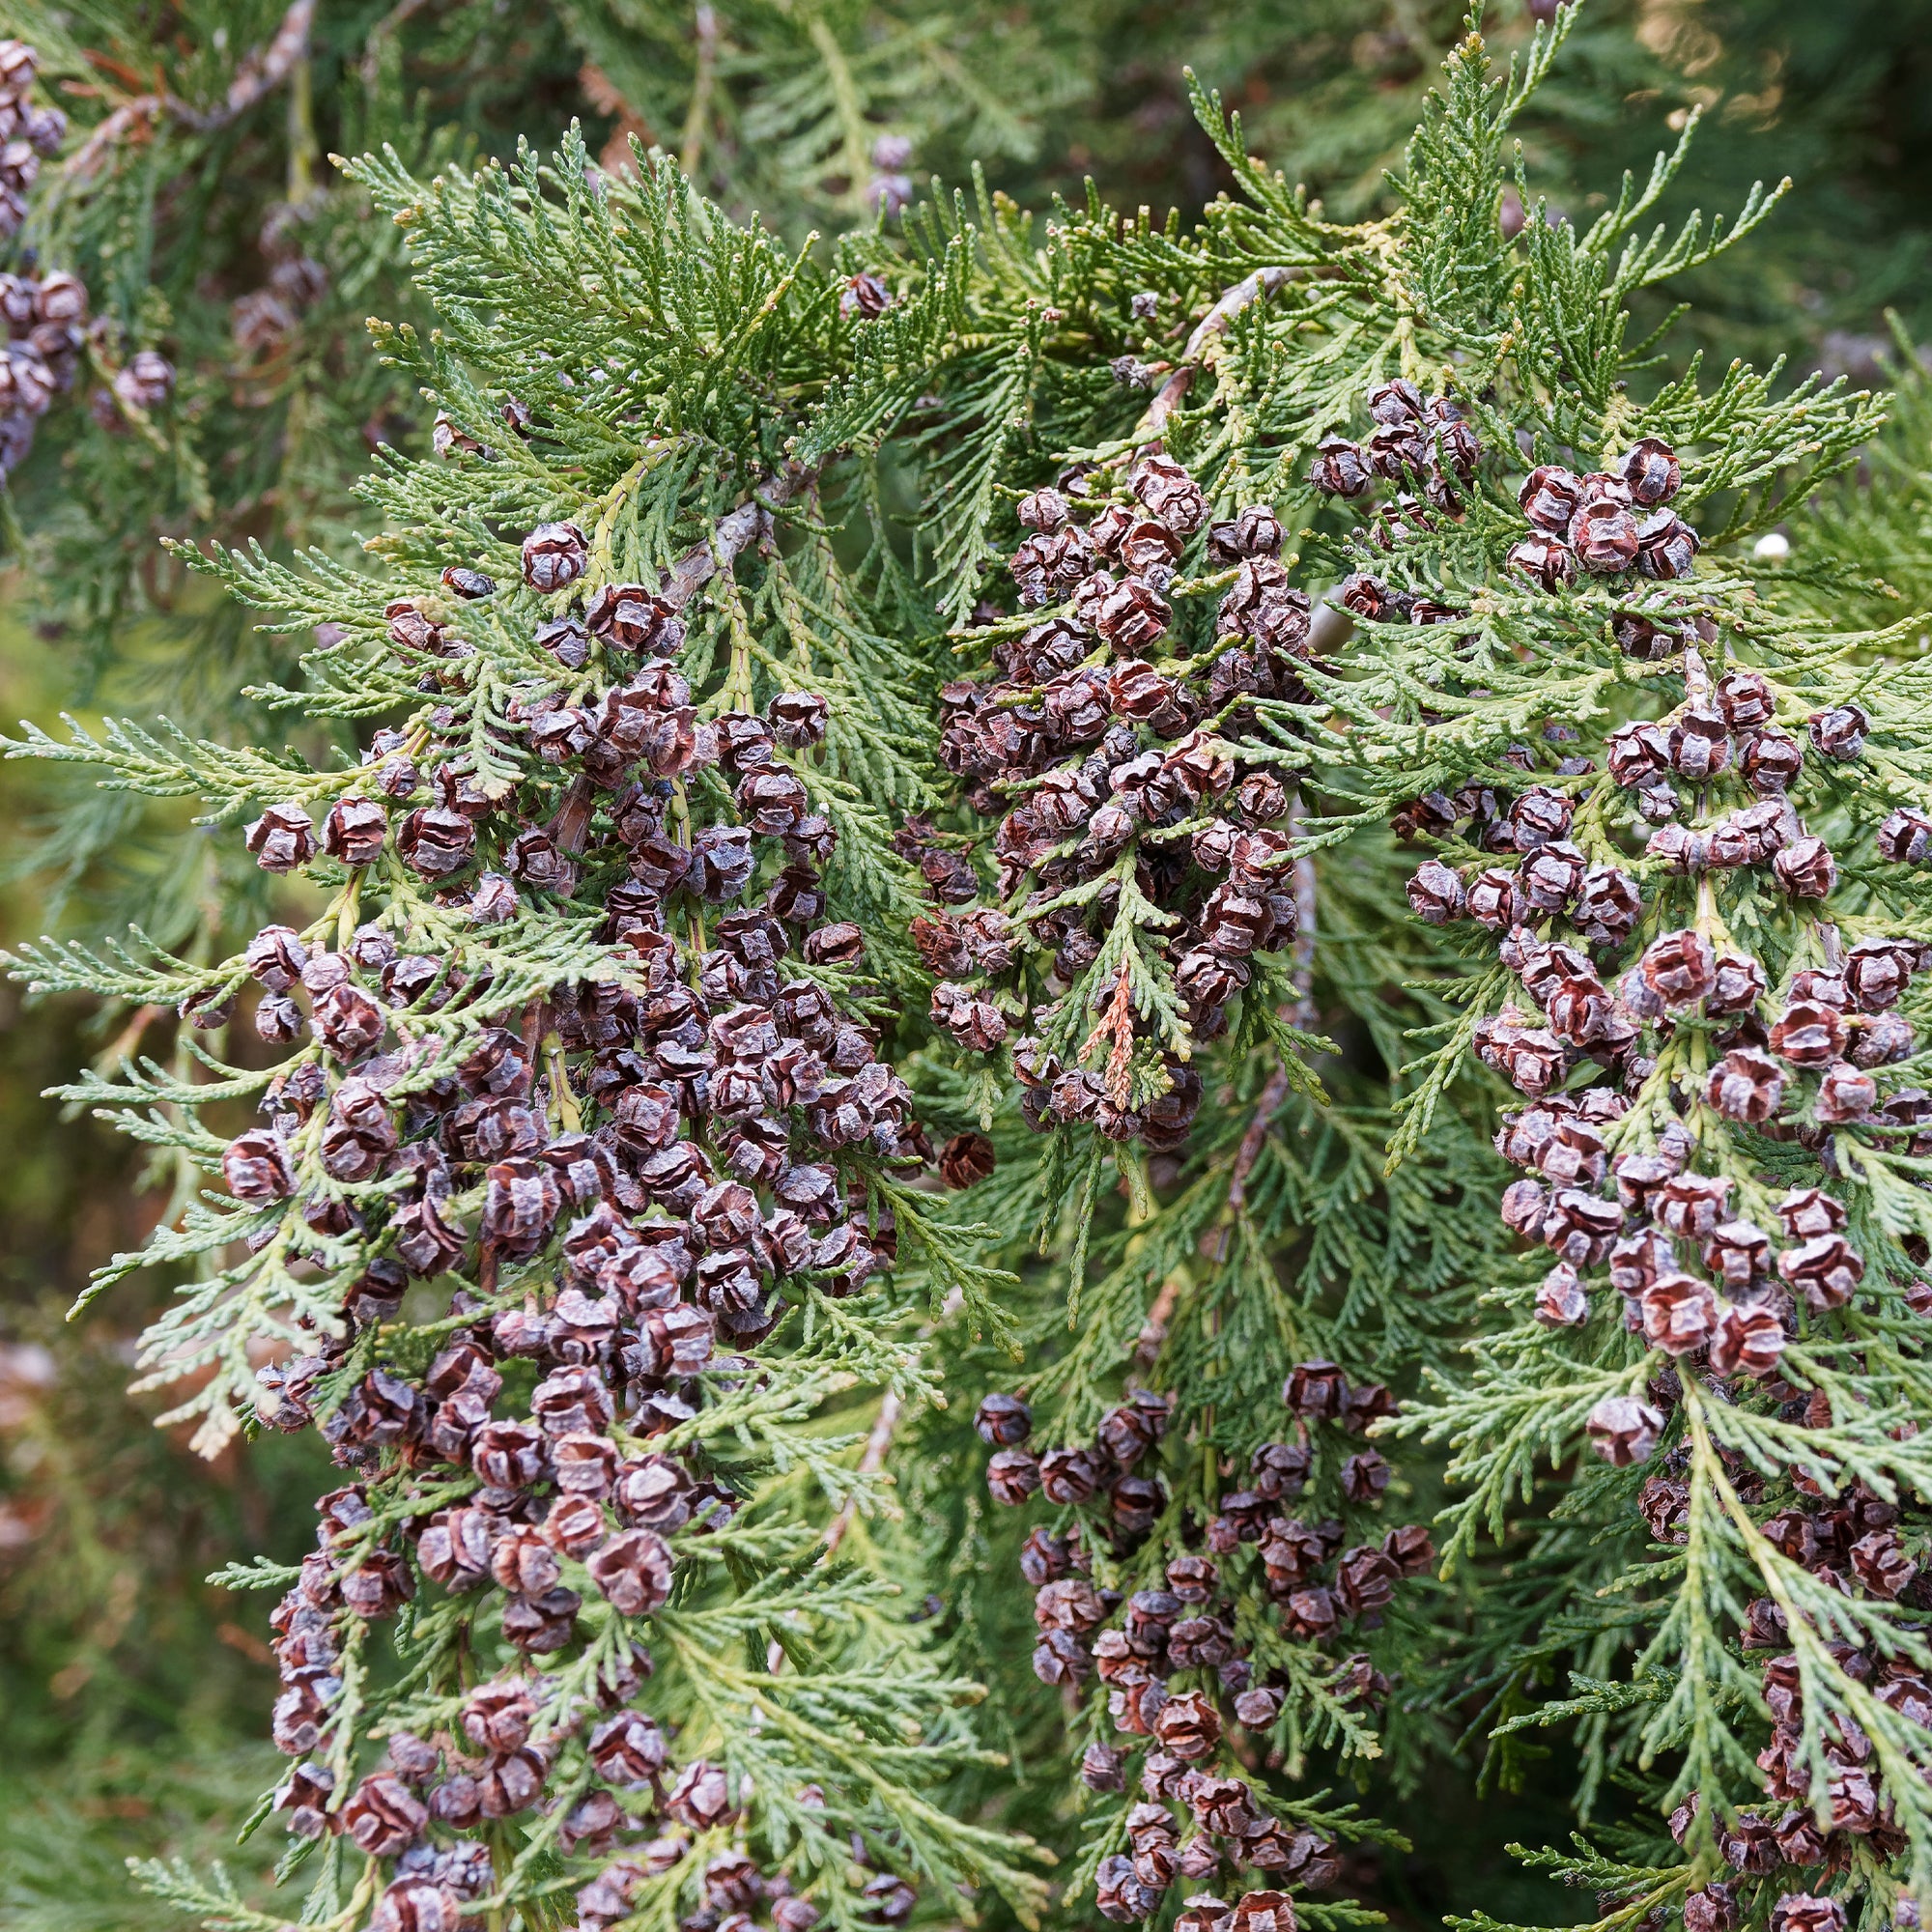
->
[12,8,1932,1931]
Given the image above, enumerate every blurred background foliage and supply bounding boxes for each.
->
[0,0,1928,1922]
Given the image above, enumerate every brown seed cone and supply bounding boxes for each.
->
[939,1131,997,1188]
[1586,1394,1664,1466]
[1705,1047,1784,1123]
[1723,1306,1793,1383]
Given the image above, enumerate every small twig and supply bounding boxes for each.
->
[679,5,720,181]
[823,1391,903,1562]
[762,1386,903,1674]
[518,998,545,1076]
[1136,265,1298,446]
[545,774,595,856]
[543,1033,582,1136]
[67,100,177,190]
[219,0,316,123]
[69,0,315,181]
[95,1001,163,1075]
[1287,789,1319,1031]
[285,17,316,201]
[658,461,813,613]
[767,1285,961,1672]
[1226,1065,1293,1219]
[1135,1273,1183,1363]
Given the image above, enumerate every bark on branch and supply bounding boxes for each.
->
[1137,265,1299,446]
[657,459,813,613]
[69,0,314,182]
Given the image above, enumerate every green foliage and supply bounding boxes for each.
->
[6,2,1932,1930]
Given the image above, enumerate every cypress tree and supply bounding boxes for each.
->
[7,7,1932,1930]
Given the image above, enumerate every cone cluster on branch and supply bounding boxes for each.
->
[0,38,182,480]
[931,451,1316,1145]
[18,18,1932,1932]
[1327,360,1932,1897]
[204,509,952,1925]
[1384,423,1928,1441]
[0,41,64,239]
[974,1339,1430,1927]
[0,42,89,478]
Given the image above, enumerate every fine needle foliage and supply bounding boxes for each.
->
[9,6,1932,1932]
[11,121,1053,1932]
[1025,14,1932,1932]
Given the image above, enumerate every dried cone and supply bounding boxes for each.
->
[1586,1395,1663,1466]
